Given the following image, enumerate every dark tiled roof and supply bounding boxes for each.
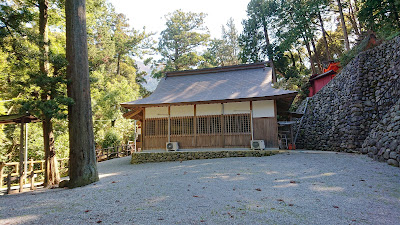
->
[121,63,297,107]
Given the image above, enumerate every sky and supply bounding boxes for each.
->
[108,0,251,91]
[108,0,250,39]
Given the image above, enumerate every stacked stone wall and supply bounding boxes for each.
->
[131,150,278,164]
[297,36,400,166]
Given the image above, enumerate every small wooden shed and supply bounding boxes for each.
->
[121,62,297,150]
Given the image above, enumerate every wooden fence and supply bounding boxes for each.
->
[1,144,134,192]
[0,158,69,192]
[95,144,133,161]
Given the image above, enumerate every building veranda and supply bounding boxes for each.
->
[121,62,297,151]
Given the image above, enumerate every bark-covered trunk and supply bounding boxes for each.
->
[311,38,322,73]
[348,0,361,36]
[43,117,60,186]
[337,0,350,51]
[289,51,296,67]
[302,34,316,75]
[261,21,276,82]
[39,0,60,186]
[317,9,331,60]
[388,0,400,28]
[297,49,304,65]
[116,53,121,75]
[65,0,99,188]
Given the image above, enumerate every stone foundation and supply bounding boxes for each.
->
[131,150,279,164]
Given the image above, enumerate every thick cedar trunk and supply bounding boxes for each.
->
[39,0,60,186]
[337,0,350,51]
[43,117,60,186]
[65,0,99,188]
[317,9,331,60]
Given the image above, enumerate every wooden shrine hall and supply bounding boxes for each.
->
[121,62,297,150]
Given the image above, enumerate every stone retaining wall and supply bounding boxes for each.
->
[297,36,400,167]
[131,150,279,164]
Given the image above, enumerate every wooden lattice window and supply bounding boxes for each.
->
[145,118,168,137]
[197,115,221,135]
[171,117,194,136]
[224,114,251,134]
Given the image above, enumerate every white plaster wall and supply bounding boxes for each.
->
[171,105,194,117]
[196,103,222,116]
[145,106,168,118]
[223,102,250,115]
[253,100,275,118]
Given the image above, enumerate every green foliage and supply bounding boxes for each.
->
[153,10,210,78]
[0,0,150,162]
[358,0,400,39]
[201,18,240,68]
[101,129,121,148]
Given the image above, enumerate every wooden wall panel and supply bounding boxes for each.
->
[224,134,251,147]
[145,136,168,150]
[196,135,222,148]
[171,136,195,149]
[253,117,278,148]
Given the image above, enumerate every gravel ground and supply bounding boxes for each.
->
[1,151,399,225]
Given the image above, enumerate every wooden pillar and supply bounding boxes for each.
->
[221,103,224,148]
[250,101,254,141]
[194,104,197,147]
[168,106,171,144]
[274,100,279,147]
[142,108,146,150]
[19,120,24,178]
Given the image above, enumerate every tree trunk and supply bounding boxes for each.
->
[261,21,276,82]
[302,34,316,75]
[311,38,322,73]
[317,9,331,60]
[43,117,60,186]
[65,0,99,188]
[348,0,361,35]
[116,53,121,76]
[289,51,296,67]
[388,0,400,29]
[297,49,303,65]
[39,0,60,186]
[337,0,350,51]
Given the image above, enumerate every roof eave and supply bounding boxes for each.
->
[120,92,298,109]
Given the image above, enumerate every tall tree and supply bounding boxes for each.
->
[154,10,209,78]
[358,0,400,37]
[239,0,278,64]
[201,18,240,67]
[39,0,60,187]
[337,0,350,50]
[65,0,99,188]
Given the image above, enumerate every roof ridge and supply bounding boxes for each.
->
[166,62,269,77]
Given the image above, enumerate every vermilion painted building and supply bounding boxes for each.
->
[309,62,340,97]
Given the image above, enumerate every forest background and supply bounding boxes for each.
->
[0,0,399,163]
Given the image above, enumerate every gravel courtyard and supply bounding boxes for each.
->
[1,151,399,224]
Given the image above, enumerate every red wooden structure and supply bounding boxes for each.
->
[309,62,340,97]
